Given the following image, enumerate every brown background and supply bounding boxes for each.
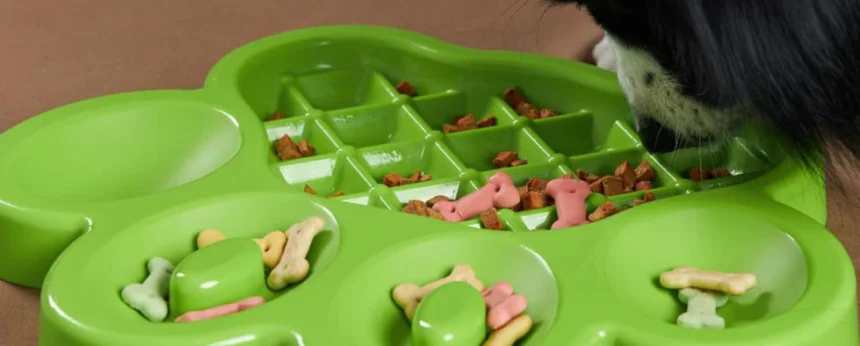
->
[0,1,856,345]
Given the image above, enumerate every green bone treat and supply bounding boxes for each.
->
[121,257,174,322]
[677,287,729,329]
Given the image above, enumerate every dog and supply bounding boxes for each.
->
[548,0,860,187]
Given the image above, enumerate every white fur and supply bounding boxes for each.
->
[592,34,739,140]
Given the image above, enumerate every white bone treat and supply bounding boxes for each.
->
[266,216,326,290]
[660,266,757,295]
[121,257,175,322]
[392,264,484,320]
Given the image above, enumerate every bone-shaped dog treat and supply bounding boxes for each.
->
[196,229,225,249]
[482,314,533,346]
[546,178,591,229]
[482,281,528,330]
[660,266,757,295]
[676,288,729,329]
[174,296,265,323]
[198,229,287,268]
[433,172,519,222]
[121,257,175,322]
[253,231,288,268]
[266,216,326,290]
[393,264,485,320]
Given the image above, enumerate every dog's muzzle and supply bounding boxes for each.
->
[633,113,704,153]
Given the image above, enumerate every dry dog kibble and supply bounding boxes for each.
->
[275,135,303,161]
[493,151,521,168]
[710,167,731,178]
[577,169,600,183]
[392,264,485,320]
[601,176,625,196]
[267,216,326,290]
[303,185,317,195]
[383,171,431,187]
[510,159,528,167]
[477,116,498,128]
[396,80,417,96]
[689,166,711,181]
[614,161,637,189]
[443,114,498,133]
[635,180,653,191]
[588,202,617,222]
[329,191,345,198]
[691,166,732,181]
[426,195,451,208]
[297,140,315,157]
[480,208,504,230]
[502,86,558,120]
[522,191,548,210]
[254,231,289,269]
[660,267,757,296]
[526,177,548,192]
[402,200,445,221]
[266,111,285,121]
[635,161,656,181]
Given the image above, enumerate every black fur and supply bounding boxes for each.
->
[550,0,860,185]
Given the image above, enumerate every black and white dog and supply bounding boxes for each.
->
[551,0,860,185]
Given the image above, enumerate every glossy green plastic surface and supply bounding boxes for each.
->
[0,25,854,345]
[411,281,486,346]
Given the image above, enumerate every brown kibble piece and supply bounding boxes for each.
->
[266,112,285,121]
[618,205,632,212]
[419,173,432,182]
[396,81,417,97]
[539,109,557,118]
[402,200,429,216]
[426,207,446,221]
[426,195,451,207]
[480,208,504,230]
[477,116,497,128]
[689,166,711,181]
[517,185,529,198]
[635,180,653,191]
[493,151,519,168]
[383,173,402,187]
[526,178,548,192]
[526,107,541,120]
[588,202,617,222]
[516,102,536,117]
[503,87,526,109]
[510,159,528,167]
[710,168,731,178]
[275,135,303,161]
[442,123,460,134]
[601,176,625,196]
[589,178,604,193]
[522,191,548,210]
[303,185,317,195]
[614,160,637,189]
[561,172,574,179]
[455,114,478,130]
[329,191,344,198]
[577,169,599,183]
[635,161,656,182]
[643,192,656,202]
[297,140,316,157]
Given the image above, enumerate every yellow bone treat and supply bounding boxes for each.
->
[392,264,484,320]
[266,216,326,290]
[483,314,533,346]
[659,266,757,295]
[196,229,225,249]
[253,231,288,268]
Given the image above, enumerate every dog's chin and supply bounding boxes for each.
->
[632,111,720,153]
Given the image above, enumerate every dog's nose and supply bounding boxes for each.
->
[633,114,697,153]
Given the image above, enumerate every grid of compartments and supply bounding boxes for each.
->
[260,67,776,231]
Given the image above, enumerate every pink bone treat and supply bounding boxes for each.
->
[432,172,520,222]
[482,281,528,330]
[174,296,265,323]
[546,178,591,230]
